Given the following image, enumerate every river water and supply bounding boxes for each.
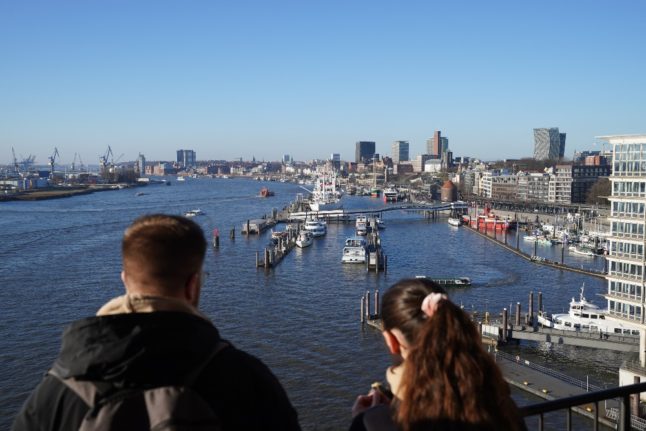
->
[0,178,625,429]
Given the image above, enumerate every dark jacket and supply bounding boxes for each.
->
[12,311,301,431]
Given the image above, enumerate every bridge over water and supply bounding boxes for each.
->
[281,201,468,222]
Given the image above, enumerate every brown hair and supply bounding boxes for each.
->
[381,278,526,431]
[122,214,207,293]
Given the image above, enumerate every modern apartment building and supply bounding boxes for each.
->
[355,141,376,164]
[571,164,611,203]
[490,175,518,201]
[176,149,196,168]
[534,128,565,160]
[391,141,409,164]
[547,164,573,203]
[601,134,646,379]
[517,172,551,202]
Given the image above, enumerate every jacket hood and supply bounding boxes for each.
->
[51,312,222,386]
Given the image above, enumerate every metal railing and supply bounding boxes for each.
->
[520,381,646,431]
[495,351,604,392]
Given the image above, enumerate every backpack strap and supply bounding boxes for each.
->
[47,340,230,407]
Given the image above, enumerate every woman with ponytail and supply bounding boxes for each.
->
[350,278,526,431]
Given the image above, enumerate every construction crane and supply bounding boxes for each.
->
[99,146,114,173]
[49,147,60,178]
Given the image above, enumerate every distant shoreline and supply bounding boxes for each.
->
[0,185,136,202]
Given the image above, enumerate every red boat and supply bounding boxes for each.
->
[464,208,516,231]
[259,187,275,197]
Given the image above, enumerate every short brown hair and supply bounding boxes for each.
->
[122,214,207,293]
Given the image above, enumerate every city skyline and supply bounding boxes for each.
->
[2,1,645,165]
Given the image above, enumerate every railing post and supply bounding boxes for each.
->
[619,395,631,431]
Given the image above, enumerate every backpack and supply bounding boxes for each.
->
[48,341,229,431]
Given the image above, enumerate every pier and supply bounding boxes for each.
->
[255,224,299,269]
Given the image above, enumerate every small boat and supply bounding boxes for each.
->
[415,276,472,288]
[184,209,205,217]
[135,192,145,197]
[375,217,386,230]
[295,231,313,248]
[342,237,367,263]
[259,187,275,197]
[177,176,186,182]
[271,229,289,240]
[568,245,595,257]
[537,284,641,335]
[448,217,461,227]
[382,188,398,202]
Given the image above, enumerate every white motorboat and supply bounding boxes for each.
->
[184,209,205,217]
[568,245,595,257]
[537,285,642,336]
[375,217,386,230]
[448,217,461,227]
[304,218,327,237]
[308,170,342,211]
[355,215,368,236]
[295,231,313,248]
[342,237,367,264]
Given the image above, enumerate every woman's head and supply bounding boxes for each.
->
[381,278,447,346]
[381,278,525,431]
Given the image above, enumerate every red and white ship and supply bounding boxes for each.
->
[462,208,516,231]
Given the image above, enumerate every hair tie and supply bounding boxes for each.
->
[421,293,448,318]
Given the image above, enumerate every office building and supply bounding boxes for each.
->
[391,141,409,164]
[136,153,146,176]
[534,128,565,160]
[355,141,376,164]
[176,149,196,168]
[601,134,646,382]
[330,153,341,171]
[426,131,442,158]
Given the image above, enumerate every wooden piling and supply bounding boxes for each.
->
[502,308,508,342]
[360,296,365,323]
[256,251,259,267]
[538,291,543,313]
[374,290,379,316]
[365,291,371,319]
[529,291,534,325]
[230,227,235,240]
[515,302,521,326]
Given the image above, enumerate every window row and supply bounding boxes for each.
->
[612,201,645,216]
[609,281,643,300]
[609,241,644,259]
[614,162,646,175]
[608,300,643,324]
[611,221,645,236]
[613,181,646,197]
[609,261,643,278]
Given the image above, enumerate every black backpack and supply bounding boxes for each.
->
[48,342,228,431]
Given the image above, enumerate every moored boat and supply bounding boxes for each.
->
[304,218,327,237]
[308,170,342,211]
[537,285,641,335]
[184,209,205,217]
[341,236,367,263]
[295,230,313,248]
[382,188,398,202]
[448,217,461,227]
[259,187,275,197]
[415,275,472,288]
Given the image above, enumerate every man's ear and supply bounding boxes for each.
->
[184,272,201,307]
[382,330,401,355]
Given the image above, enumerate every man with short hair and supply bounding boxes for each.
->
[13,214,301,430]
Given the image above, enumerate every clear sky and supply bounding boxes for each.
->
[2,0,645,165]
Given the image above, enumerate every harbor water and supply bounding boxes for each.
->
[0,178,625,429]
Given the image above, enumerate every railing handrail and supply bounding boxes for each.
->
[520,380,646,416]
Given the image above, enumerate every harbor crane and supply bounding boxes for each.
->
[11,147,19,174]
[49,147,59,177]
[99,146,114,173]
[71,152,85,172]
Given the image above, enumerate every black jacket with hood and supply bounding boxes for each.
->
[12,311,301,431]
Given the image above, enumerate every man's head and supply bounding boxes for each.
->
[121,214,207,304]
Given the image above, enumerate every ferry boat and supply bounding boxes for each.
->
[309,170,342,211]
[382,188,398,202]
[184,209,205,217]
[415,275,472,288]
[304,218,327,237]
[342,236,368,264]
[295,231,313,248]
[537,285,642,336]
[448,217,461,227]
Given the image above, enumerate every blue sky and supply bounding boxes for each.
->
[2,0,645,165]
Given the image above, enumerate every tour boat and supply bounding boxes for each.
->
[537,285,642,336]
[295,231,313,248]
[304,218,327,237]
[355,215,368,236]
[342,237,368,264]
[415,275,472,288]
[382,188,398,202]
[448,217,461,227]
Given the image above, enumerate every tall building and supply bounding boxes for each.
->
[136,153,146,176]
[534,128,565,160]
[601,134,646,377]
[355,141,376,164]
[391,141,409,164]
[176,149,196,168]
[330,153,341,171]
[426,131,442,158]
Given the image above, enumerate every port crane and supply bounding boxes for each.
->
[11,147,19,174]
[71,152,85,172]
[48,147,59,178]
[99,146,114,173]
